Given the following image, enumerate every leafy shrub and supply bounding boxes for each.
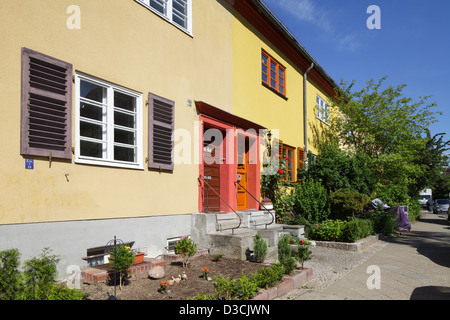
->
[189,263,287,300]
[369,208,398,237]
[237,273,259,300]
[48,284,90,300]
[214,276,239,300]
[307,219,345,241]
[0,248,88,300]
[188,292,217,300]
[252,263,284,289]
[292,179,330,223]
[330,188,371,220]
[408,200,421,222]
[298,144,377,196]
[278,235,296,274]
[0,248,23,300]
[252,234,268,263]
[212,273,258,300]
[175,236,198,268]
[341,219,374,243]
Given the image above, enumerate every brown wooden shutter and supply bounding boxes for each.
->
[297,147,305,169]
[148,92,175,171]
[20,48,73,159]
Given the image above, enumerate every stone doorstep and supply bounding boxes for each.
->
[253,268,313,300]
[81,258,166,283]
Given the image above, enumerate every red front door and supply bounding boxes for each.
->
[202,128,221,212]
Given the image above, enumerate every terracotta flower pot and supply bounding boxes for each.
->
[133,252,145,265]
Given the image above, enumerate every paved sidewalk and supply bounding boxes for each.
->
[278,212,450,300]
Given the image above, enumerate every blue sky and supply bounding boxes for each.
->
[263,0,450,144]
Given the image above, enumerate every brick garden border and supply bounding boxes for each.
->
[253,268,313,300]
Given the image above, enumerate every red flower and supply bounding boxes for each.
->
[278,169,284,174]
[300,240,304,245]
[286,157,291,161]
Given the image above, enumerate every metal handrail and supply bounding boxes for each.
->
[198,176,241,234]
[234,180,275,229]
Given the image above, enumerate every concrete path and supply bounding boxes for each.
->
[278,212,450,300]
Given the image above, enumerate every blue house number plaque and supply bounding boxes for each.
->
[25,158,34,169]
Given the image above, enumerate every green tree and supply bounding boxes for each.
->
[411,132,450,198]
[0,248,23,300]
[319,76,448,204]
[329,77,439,158]
[21,248,60,300]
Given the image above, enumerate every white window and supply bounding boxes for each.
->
[136,0,192,35]
[316,95,329,124]
[75,73,143,169]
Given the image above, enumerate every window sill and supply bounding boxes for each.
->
[316,117,330,126]
[135,0,193,38]
[75,157,144,170]
[262,82,288,100]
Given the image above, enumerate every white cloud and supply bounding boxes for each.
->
[336,33,360,52]
[266,0,359,52]
[278,0,315,22]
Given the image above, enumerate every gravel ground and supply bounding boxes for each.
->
[276,240,388,299]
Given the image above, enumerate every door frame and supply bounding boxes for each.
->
[199,115,236,213]
[198,115,261,213]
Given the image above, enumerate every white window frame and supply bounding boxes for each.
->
[135,0,193,36]
[316,95,330,124]
[75,72,144,170]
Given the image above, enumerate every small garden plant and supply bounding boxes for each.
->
[201,267,211,280]
[277,235,296,275]
[108,245,136,289]
[158,281,169,294]
[295,240,313,269]
[252,234,267,263]
[175,236,198,268]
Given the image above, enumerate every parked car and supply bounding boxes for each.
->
[434,199,449,214]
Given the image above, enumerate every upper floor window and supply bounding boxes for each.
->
[136,0,192,35]
[261,50,286,97]
[316,95,329,124]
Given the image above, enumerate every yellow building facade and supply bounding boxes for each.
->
[0,0,235,272]
[228,0,337,182]
[0,0,337,275]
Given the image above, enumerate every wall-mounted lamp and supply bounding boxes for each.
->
[266,129,272,157]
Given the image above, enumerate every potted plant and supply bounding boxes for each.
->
[260,197,273,210]
[133,251,145,265]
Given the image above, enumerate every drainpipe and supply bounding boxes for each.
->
[303,62,314,169]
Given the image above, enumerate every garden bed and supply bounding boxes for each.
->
[81,254,269,300]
